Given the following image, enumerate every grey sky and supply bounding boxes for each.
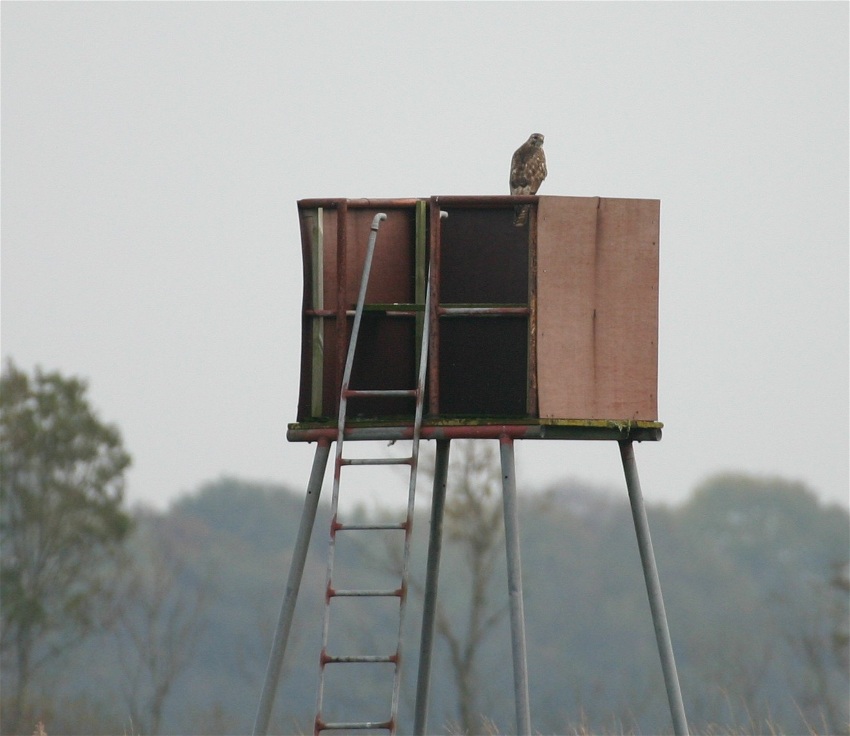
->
[2,2,848,511]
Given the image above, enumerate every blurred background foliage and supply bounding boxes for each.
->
[2,364,847,735]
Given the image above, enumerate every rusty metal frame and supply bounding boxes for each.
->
[299,196,547,423]
[432,194,541,208]
[287,419,662,444]
[428,198,442,415]
[334,201,348,420]
[299,198,422,210]
[527,206,539,416]
[427,196,536,419]
[299,197,539,211]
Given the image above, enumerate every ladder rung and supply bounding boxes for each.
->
[330,588,402,598]
[340,457,412,466]
[317,719,393,732]
[322,653,397,664]
[336,522,408,532]
[344,388,417,398]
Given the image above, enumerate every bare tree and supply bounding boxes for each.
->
[109,514,212,735]
[829,560,849,676]
[422,440,509,734]
[365,440,510,732]
[782,560,850,735]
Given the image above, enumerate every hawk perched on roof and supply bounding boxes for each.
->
[510,133,547,226]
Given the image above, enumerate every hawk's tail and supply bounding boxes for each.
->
[513,204,530,227]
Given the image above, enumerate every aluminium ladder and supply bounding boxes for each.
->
[315,212,431,735]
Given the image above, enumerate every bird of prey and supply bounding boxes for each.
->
[509,133,547,226]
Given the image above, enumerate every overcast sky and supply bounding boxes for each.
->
[3,2,848,513]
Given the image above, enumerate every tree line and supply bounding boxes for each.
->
[1,362,848,735]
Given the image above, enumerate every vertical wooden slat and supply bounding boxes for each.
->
[296,205,316,422]
[321,207,339,418]
[310,208,325,417]
[414,200,428,378]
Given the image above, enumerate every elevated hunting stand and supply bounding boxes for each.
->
[253,196,689,736]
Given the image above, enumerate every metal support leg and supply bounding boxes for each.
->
[253,440,331,736]
[619,440,689,736]
[413,439,451,736]
[499,436,532,736]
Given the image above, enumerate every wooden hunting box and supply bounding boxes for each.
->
[291,196,661,441]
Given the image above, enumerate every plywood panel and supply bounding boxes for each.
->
[296,209,319,421]
[344,208,415,306]
[536,197,599,418]
[537,197,659,420]
[594,198,659,419]
[321,207,339,308]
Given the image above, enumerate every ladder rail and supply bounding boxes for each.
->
[388,264,432,722]
[337,212,388,441]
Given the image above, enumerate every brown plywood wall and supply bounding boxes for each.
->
[297,197,660,424]
[297,202,421,421]
[536,197,659,421]
[342,207,416,306]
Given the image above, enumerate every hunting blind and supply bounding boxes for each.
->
[254,195,689,736]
